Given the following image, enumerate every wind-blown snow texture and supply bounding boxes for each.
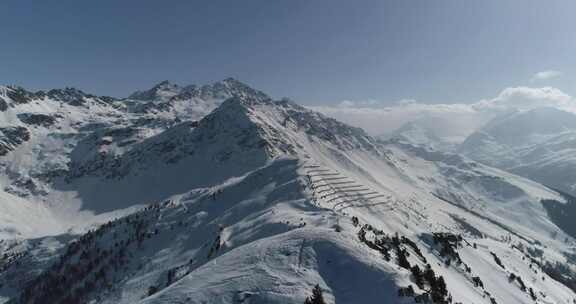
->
[0,80,575,304]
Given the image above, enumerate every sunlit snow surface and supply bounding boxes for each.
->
[0,82,575,303]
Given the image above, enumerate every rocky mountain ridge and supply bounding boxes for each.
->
[0,80,575,304]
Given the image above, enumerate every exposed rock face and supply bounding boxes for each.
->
[6,87,37,105]
[0,99,7,112]
[17,113,58,127]
[0,126,30,156]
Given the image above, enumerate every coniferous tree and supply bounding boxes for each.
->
[411,265,424,288]
[397,249,411,269]
[351,216,359,227]
[147,285,158,296]
[529,288,537,300]
[424,264,435,284]
[304,284,326,304]
[430,275,448,303]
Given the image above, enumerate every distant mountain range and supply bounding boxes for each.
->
[391,106,576,198]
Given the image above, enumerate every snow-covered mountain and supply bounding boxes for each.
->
[459,107,576,196]
[0,79,267,237]
[385,121,455,151]
[1,81,576,304]
[125,78,268,122]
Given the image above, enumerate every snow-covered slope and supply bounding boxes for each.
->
[1,83,576,304]
[0,85,128,237]
[459,107,576,196]
[0,79,267,237]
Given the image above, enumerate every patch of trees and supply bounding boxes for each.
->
[408,264,449,303]
[207,234,222,259]
[358,224,427,266]
[351,216,359,227]
[401,265,451,303]
[429,232,489,298]
[147,285,159,296]
[516,276,526,291]
[432,233,462,266]
[490,252,505,269]
[17,202,168,304]
[304,284,326,304]
[355,222,451,303]
[542,261,576,293]
[357,225,391,261]
[508,272,538,301]
[472,276,484,288]
[165,258,195,288]
[397,245,411,270]
[402,236,427,263]
[541,189,576,239]
[398,285,415,297]
[528,288,536,301]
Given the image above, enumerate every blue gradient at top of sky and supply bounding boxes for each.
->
[1,0,574,104]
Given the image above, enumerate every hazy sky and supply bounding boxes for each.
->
[1,0,574,105]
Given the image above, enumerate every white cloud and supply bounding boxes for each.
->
[475,87,573,111]
[338,99,381,108]
[310,101,485,142]
[337,99,417,108]
[530,70,562,82]
[309,87,576,142]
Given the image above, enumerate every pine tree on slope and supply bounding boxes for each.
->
[304,284,326,304]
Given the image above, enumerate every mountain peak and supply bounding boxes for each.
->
[0,85,41,106]
[198,78,269,101]
[128,80,181,101]
[156,80,173,86]
[221,76,241,84]
[127,78,269,103]
[209,93,377,155]
[152,80,180,91]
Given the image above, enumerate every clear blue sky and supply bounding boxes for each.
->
[1,0,574,104]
